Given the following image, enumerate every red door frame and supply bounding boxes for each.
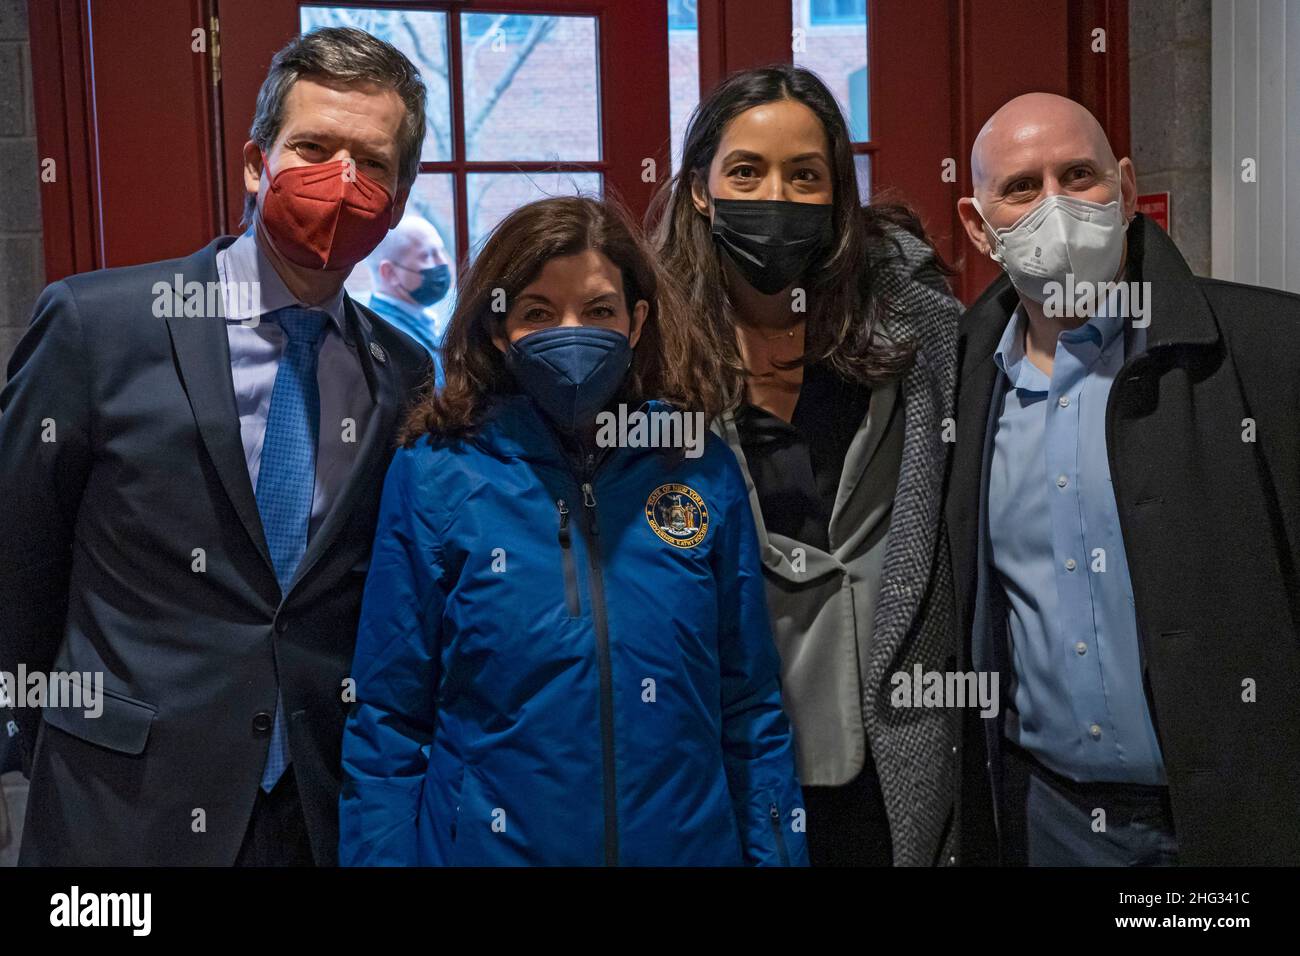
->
[28,0,223,280]
[216,0,670,271]
[696,0,792,89]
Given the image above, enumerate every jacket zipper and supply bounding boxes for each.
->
[769,802,791,866]
[579,470,619,866]
[555,499,581,617]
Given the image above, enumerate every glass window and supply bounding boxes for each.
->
[668,0,700,173]
[810,0,866,26]
[854,153,871,204]
[461,14,600,162]
[300,6,452,163]
[467,172,602,254]
[793,0,868,143]
[302,6,605,281]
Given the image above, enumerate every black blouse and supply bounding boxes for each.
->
[733,361,872,552]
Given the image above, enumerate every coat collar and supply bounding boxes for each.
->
[1123,212,1220,351]
[166,237,272,574]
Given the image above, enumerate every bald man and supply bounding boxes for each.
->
[944,93,1300,866]
[365,214,453,370]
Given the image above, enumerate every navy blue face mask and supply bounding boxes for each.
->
[503,325,633,435]
[395,262,452,306]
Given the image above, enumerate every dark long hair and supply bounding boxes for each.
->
[648,65,952,407]
[399,195,729,444]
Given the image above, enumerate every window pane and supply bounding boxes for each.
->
[461,14,600,162]
[793,0,868,141]
[668,1,700,173]
[345,174,458,342]
[300,6,453,162]
[854,153,871,204]
[466,173,602,257]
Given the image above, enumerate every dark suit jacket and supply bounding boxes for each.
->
[945,214,1300,866]
[0,236,431,865]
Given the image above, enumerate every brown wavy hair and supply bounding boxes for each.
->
[648,64,953,409]
[399,195,728,445]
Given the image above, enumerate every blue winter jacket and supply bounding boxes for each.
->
[339,394,808,866]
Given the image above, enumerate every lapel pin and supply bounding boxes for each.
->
[369,342,387,364]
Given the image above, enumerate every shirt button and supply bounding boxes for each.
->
[1075,641,1088,655]
[1065,558,1077,571]
[1058,395,1070,408]
[1089,724,1102,739]
[1057,475,1068,488]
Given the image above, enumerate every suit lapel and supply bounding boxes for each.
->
[946,281,1017,597]
[287,295,399,596]
[166,238,275,575]
[830,377,898,542]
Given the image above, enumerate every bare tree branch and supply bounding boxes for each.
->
[464,17,558,151]
[462,14,510,97]
[400,17,450,159]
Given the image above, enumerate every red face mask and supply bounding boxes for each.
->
[259,152,394,271]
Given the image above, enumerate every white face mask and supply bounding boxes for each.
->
[972,193,1128,303]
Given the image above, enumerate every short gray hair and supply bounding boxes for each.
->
[243,26,427,225]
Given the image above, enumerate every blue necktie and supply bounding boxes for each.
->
[255,306,329,792]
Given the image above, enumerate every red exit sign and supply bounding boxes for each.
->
[1137,192,1171,231]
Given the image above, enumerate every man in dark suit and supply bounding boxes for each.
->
[946,92,1300,866]
[0,27,433,865]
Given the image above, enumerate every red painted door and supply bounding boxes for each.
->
[29,0,223,280]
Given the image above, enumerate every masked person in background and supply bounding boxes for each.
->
[364,214,454,371]
[651,66,963,867]
[339,196,808,867]
[0,27,433,865]
[948,92,1300,866]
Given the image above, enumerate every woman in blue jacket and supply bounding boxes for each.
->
[339,196,807,866]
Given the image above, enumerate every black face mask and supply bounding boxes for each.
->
[395,262,452,306]
[710,198,833,295]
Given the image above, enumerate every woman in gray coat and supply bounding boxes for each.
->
[651,65,962,866]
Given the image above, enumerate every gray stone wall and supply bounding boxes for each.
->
[1129,0,1212,276]
[0,0,43,366]
[0,0,37,864]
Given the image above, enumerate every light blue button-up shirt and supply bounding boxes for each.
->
[988,301,1165,784]
[217,230,375,542]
